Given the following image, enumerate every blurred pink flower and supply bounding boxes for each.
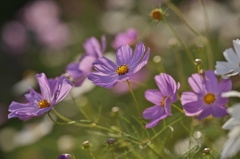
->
[112,28,138,49]
[1,21,28,55]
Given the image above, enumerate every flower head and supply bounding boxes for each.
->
[150,8,166,22]
[8,73,72,120]
[58,154,72,159]
[215,39,240,78]
[142,73,180,128]
[181,70,232,119]
[66,35,106,86]
[88,42,150,89]
[112,28,138,49]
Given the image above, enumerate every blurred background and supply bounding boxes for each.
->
[0,0,240,158]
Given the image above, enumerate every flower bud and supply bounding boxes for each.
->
[107,138,116,145]
[58,154,72,159]
[82,140,91,150]
[111,107,120,117]
[202,148,211,155]
[150,8,166,22]
[195,59,202,65]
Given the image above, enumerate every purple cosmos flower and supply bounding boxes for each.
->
[8,73,72,121]
[142,73,180,128]
[88,42,150,89]
[66,36,106,86]
[112,28,138,49]
[181,70,232,119]
[58,154,72,159]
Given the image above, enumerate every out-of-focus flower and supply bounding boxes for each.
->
[22,0,59,31]
[150,8,166,22]
[215,39,240,78]
[8,73,72,120]
[220,95,240,159]
[88,42,150,89]
[58,154,72,159]
[1,21,28,55]
[112,28,138,49]
[66,36,106,86]
[111,67,149,95]
[181,70,232,119]
[142,73,180,128]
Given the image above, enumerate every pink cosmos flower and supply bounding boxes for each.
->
[8,73,72,121]
[143,73,180,128]
[112,28,138,49]
[181,70,232,119]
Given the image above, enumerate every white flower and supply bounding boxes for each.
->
[215,39,240,78]
[220,91,240,159]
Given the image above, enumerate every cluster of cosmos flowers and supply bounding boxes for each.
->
[9,33,240,129]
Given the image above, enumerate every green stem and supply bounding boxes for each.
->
[49,109,143,143]
[188,117,194,159]
[151,116,183,140]
[111,146,114,159]
[88,149,96,159]
[127,80,141,118]
[200,0,214,69]
[147,145,163,159]
[162,0,201,36]
[172,104,185,114]
[70,92,90,120]
[163,20,195,66]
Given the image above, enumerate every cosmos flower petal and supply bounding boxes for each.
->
[221,136,240,159]
[233,39,240,59]
[93,57,117,73]
[217,79,232,96]
[112,28,137,49]
[25,88,42,104]
[222,118,240,130]
[144,89,162,105]
[227,103,240,120]
[142,105,162,120]
[223,48,240,63]
[222,91,240,98]
[155,73,177,96]
[188,73,206,94]
[9,102,35,112]
[181,92,203,116]
[116,45,132,65]
[83,37,102,58]
[36,73,52,102]
[55,76,73,103]
[66,62,83,79]
[145,109,168,128]
[211,105,228,118]
[164,97,172,116]
[88,73,118,89]
[78,55,96,72]
[130,42,145,65]
[205,70,218,93]
[196,107,211,119]
[215,61,238,75]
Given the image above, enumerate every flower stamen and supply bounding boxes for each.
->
[38,99,50,109]
[161,96,168,107]
[204,93,215,104]
[116,64,129,75]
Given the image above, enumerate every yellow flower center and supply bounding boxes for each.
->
[161,96,168,107]
[38,99,50,109]
[116,64,129,75]
[150,9,163,21]
[204,93,215,105]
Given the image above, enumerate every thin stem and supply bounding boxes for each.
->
[111,146,114,159]
[127,80,141,118]
[164,20,195,67]
[172,104,184,114]
[147,145,163,159]
[188,117,194,159]
[162,0,201,36]
[151,116,183,140]
[87,149,96,159]
[50,108,143,143]
[70,92,90,120]
[200,0,214,69]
